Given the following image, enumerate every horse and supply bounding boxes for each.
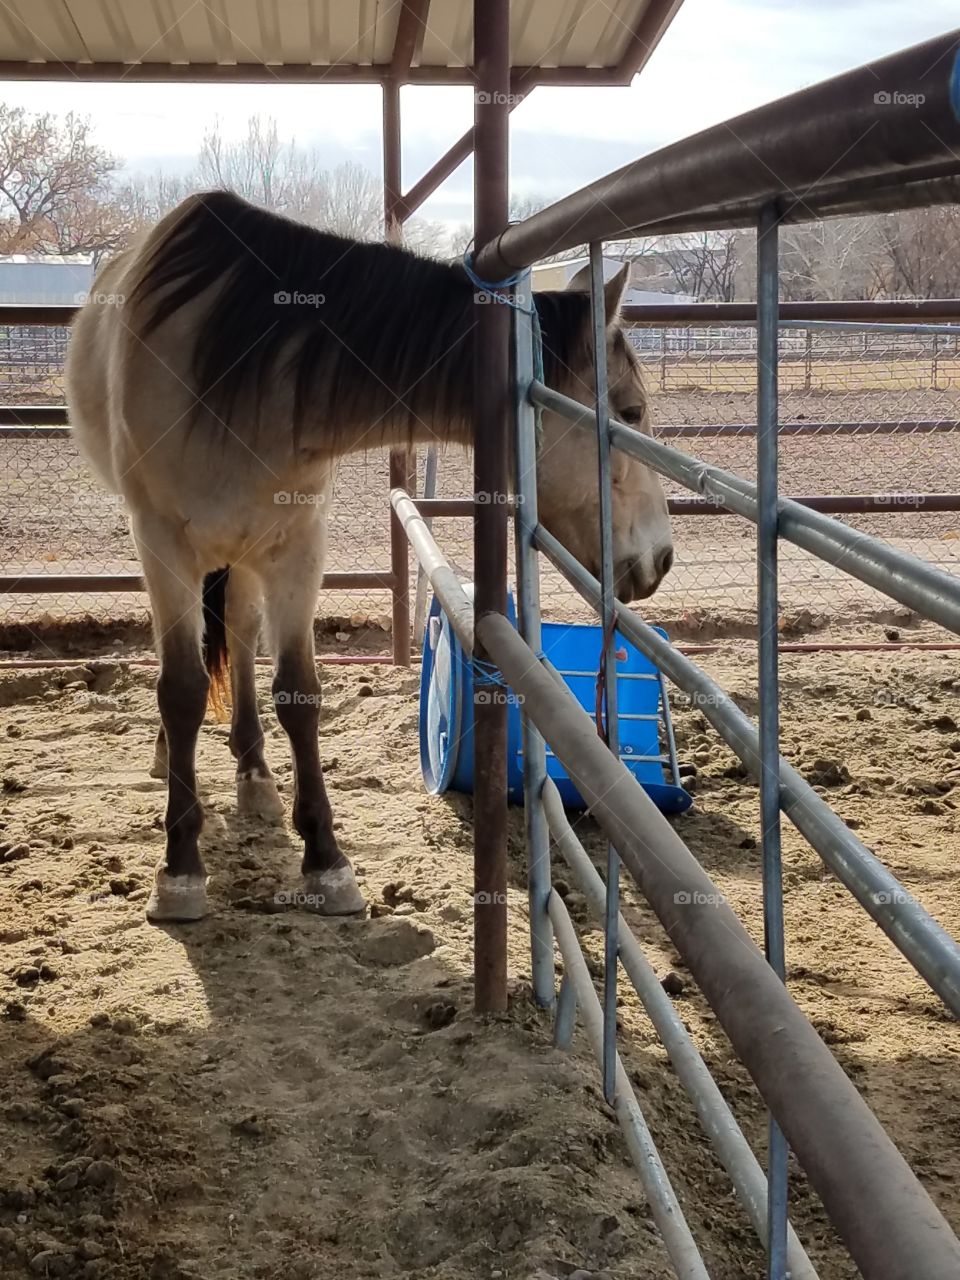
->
[66,191,673,924]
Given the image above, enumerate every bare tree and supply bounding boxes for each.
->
[779,218,879,301]
[0,105,122,256]
[872,207,960,298]
[657,231,743,300]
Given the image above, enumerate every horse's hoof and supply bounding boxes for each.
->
[145,868,209,922]
[149,754,168,780]
[302,864,366,916]
[237,772,285,823]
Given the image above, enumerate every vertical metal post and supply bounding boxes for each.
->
[383,76,412,667]
[554,970,577,1049]
[412,446,438,648]
[471,0,511,1013]
[804,327,813,392]
[514,278,554,1008]
[757,201,788,1280]
[588,242,620,1105]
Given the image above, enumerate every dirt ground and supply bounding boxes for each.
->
[1,646,958,1279]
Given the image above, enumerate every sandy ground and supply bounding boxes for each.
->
[1,648,958,1279]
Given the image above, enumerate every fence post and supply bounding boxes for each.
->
[470,0,511,1013]
[588,242,621,1105]
[757,201,788,1280]
[513,280,554,1008]
[383,74,413,667]
[804,326,813,391]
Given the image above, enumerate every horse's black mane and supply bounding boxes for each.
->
[128,190,591,443]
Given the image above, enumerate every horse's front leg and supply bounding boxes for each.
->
[132,514,211,922]
[262,521,365,916]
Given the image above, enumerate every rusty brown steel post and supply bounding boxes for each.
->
[383,74,413,667]
[471,0,511,1012]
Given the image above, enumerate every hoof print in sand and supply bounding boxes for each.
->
[352,917,435,967]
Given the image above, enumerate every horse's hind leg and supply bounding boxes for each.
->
[133,515,210,922]
[150,726,168,780]
[225,564,284,821]
[262,529,365,916]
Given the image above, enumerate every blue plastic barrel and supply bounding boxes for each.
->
[419,590,691,814]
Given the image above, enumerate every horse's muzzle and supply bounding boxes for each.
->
[615,544,674,602]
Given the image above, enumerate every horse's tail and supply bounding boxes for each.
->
[202,567,230,718]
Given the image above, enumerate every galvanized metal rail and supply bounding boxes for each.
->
[391,486,960,1280]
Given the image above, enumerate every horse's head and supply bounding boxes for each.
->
[535,263,673,602]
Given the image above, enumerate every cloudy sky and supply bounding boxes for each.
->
[2,0,956,226]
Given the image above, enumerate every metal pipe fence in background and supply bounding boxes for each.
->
[2,306,960,643]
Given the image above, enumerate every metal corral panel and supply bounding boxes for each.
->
[0,0,680,79]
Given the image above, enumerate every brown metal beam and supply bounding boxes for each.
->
[471,0,511,1014]
[616,0,686,81]
[3,299,957,331]
[0,572,396,594]
[390,0,431,80]
[622,299,960,325]
[0,60,617,86]
[383,77,413,667]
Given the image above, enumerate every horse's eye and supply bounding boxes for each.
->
[618,405,645,425]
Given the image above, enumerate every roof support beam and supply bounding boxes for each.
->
[616,0,685,81]
[390,0,431,80]
[397,73,530,221]
[0,60,618,86]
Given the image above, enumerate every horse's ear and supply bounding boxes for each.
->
[565,260,630,324]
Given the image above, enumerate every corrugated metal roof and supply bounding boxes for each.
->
[0,1,682,82]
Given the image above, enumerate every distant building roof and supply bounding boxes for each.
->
[532,255,697,305]
[0,258,95,306]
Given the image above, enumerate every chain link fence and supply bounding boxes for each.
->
[2,318,959,650]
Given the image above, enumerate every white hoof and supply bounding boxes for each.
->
[149,748,168,780]
[302,864,366,916]
[145,867,209,922]
[237,772,285,822]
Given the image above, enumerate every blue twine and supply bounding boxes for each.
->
[462,248,527,297]
[462,247,545,451]
[472,652,547,687]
